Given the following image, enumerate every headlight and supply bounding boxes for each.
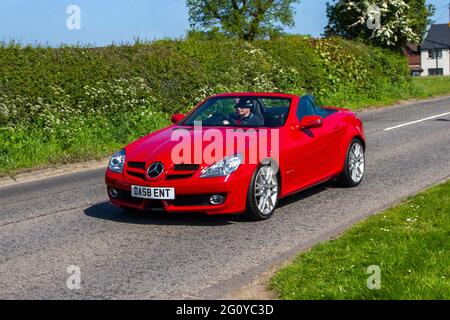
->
[108,149,126,173]
[200,154,243,178]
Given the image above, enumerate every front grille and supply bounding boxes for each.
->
[126,170,146,180]
[127,162,146,170]
[174,164,200,171]
[166,174,194,180]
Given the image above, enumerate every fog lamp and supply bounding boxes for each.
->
[209,194,225,205]
[109,188,119,198]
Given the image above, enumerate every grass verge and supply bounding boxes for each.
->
[270,180,450,299]
[0,113,169,177]
[411,76,450,98]
[344,75,450,111]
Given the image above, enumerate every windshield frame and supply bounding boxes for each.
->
[180,95,292,128]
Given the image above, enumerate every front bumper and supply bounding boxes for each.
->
[105,167,253,215]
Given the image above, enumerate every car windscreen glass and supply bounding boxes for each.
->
[181,96,292,128]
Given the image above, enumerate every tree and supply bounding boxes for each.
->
[324,0,435,48]
[186,0,301,41]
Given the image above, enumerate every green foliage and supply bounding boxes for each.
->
[407,0,436,41]
[271,181,450,299]
[256,36,413,107]
[186,0,301,41]
[0,36,416,175]
[411,75,450,98]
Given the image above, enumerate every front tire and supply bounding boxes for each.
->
[337,138,365,187]
[244,164,279,221]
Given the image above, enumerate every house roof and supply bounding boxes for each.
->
[422,24,450,50]
[404,43,419,52]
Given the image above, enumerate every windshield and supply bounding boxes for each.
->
[181,96,292,128]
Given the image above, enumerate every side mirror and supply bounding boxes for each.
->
[298,115,322,129]
[171,113,185,124]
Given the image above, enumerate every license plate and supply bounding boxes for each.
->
[131,185,175,200]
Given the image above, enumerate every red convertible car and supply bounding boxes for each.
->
[105,93,365,220]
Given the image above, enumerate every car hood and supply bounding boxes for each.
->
[124,125,278,166]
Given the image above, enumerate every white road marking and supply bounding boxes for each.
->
[384,111,450,131]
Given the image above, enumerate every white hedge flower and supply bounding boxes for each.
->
[342,0,420,46]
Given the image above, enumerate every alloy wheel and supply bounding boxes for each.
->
[348,142,365,183]
[254,166,279,215]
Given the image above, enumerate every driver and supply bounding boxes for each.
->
[229,99,264,126]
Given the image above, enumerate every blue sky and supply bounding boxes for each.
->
[0,0,449,46]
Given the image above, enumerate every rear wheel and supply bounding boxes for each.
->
[244,165,279,221]
[337,138,365,187]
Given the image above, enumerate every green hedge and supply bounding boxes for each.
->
[0,36,414,175]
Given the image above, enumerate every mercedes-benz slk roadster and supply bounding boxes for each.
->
[105,93,365,220]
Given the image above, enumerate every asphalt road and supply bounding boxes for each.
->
[1,97,449,299]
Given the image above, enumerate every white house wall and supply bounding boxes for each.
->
[420,49,450,76]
